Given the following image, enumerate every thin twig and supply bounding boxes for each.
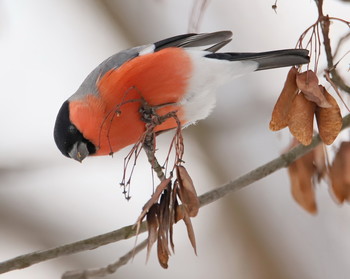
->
[333,31,350,58]
[62,239,148,279]
[1,114,350,275]
[315,0,350,93]
[143,129,166,181]
[324,71,350,112]
[188,0,210,33]
[0,222,147,274]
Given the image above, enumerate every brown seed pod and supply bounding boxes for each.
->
[270,67,299,131]
[146,204,159,262]
[296,70,331,108]
[329,142,350,203]
[176,165,200,218]
[288,93,316,145]
[313,143,327,182]
[288,150,317,214]
[315,86,342,145]
[157,233,169,269]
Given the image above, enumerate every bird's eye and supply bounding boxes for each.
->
[68,125,77,133]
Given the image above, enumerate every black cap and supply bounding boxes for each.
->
[53,100,96,158]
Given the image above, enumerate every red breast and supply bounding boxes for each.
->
[69,48,193,155]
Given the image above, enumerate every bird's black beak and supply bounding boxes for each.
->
[68,142,89,163]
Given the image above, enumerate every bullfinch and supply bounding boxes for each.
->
[54,31,309,162]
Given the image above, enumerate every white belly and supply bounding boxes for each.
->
[180,50,258,126]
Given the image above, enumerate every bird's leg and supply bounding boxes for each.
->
[139,101,179,125]
[139,103,157,124]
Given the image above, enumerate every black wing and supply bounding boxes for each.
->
[154,31,233,53]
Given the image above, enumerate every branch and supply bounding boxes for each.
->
[316,0,350,93]
[62,239,148,279]
[143,130,166,181]
[1,114,350,275]
[188,0,210,33]
[333,31,350,58]
[0,222,147,274]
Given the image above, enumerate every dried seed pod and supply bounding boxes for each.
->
[182,214,197,255]
[270,67,299,131]
[329,142,350,203]
[313,143,327,182]
[157,233,169,269]
[288,93,316,145]
[137,178,172,225]
[176,166,200,217]
[288,151,317,214]
[315,86,342,145]
[296,70,331,108]
[146,204,159,262]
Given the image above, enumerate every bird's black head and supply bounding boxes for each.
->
[54,100,96,162]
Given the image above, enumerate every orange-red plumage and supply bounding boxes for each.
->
[69,48,192,156]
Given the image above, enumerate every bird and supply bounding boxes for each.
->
[54,31,309,162]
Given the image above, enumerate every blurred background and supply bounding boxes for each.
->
[1,0,350,278]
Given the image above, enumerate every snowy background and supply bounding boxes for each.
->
[1,0,350,278]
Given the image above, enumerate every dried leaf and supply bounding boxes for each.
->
[288,93,316,145]
[146,204,159,262]
[315,86,342,145]
[288,150,317,214]
[176,166,200,217]
[270,67,299,131]
[330,142,350,203]
[296,70,331,108]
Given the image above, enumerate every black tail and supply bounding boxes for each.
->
[205,49,309,70]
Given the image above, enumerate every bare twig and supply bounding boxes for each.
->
[324,71,350,112]
[62,239,148,279]
[188,0,210,33]
[0,222,147,274]
[333,31,350,58]
[272,0,278,14]
[143,129,166,181]
[315,0,350,93]
[1,114,350,275]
